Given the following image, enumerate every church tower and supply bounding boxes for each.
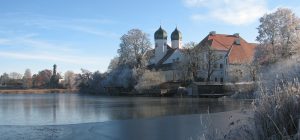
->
[154,26,168,63]
[171,27,182,49]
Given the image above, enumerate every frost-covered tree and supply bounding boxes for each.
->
[23,69,32,79]
[135,70,166,92]
[0,73,9,85]
[22,69,32,88]
[256,8,300,63]
[108,56,119,72]
[64,71,76,89]
[118,29,151,68]
[104,65,137,89]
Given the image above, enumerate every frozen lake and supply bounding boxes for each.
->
[0,93,251,125]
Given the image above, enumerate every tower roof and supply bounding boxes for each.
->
[171,27,182,40]
[154,26,167,40]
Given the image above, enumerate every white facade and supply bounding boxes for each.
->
[163,49,182,64]
[171,40,182,49]
[154,39,168,63]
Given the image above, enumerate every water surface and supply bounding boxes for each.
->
[0,93,250,125]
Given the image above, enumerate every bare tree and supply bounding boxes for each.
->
[256,8,300,63]
[204,46,222,82]
[32,69,52,88]
[178,42,199,81]
[179,42,221,82]
[9,72,22,79]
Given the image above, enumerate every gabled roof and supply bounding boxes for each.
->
[156,45,176,66]
[197,34,256,64]
[228,44,255,64]
[147,45,178,71]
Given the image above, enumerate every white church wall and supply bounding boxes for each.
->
[155,39,168,63]
[171,40,182,49]
[163,49,183,64]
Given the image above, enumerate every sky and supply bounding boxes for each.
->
[0,0,299,75]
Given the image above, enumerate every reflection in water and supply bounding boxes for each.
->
[0,93,251,125]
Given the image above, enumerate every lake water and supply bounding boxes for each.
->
[0,93,251,125]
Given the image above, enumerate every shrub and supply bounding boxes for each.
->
[252,79,300,139]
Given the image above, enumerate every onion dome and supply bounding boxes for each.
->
[154,26,167,40]
[171,27,182,40]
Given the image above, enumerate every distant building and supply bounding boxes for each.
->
[147,26,183,81]
[147,26,256,83]
[196,32,256,82]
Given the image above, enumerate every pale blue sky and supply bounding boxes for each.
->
[0,0,299,75]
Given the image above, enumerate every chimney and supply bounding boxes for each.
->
[233,33,239,38]
[209,31,216,36]
[234,38,241,45]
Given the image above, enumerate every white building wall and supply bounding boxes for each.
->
[155,39,168,64]
[163,49,183,64]
[160,70,182,81]
[171,40,182,49]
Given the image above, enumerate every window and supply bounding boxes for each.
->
[215,77,218,82]
[220,64,223,69]
[220,77,224,83]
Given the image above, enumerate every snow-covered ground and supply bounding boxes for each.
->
[0,109,252,140]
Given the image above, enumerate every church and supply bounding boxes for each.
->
[147,26,257,83]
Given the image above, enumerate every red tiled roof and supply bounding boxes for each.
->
[198,34,256,64]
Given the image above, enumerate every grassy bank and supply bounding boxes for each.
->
[0,89,78,94]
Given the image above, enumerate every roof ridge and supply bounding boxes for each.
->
[156,48,176,67]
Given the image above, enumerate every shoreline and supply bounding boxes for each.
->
[0,89,78,94]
